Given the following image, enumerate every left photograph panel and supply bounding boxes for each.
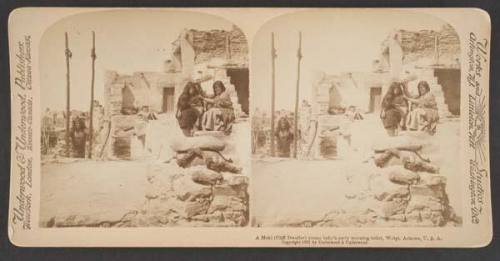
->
[39,10,250,227]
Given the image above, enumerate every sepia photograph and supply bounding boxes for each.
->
[38,10,250,227]
[7,8,491,247]
[251,10,463,227]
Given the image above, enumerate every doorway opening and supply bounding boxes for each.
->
[162,87,175,113]
[369,86,382,113]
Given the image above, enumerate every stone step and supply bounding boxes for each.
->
[413,75,452,117]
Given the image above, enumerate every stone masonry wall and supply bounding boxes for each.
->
[398,24,460,67]
[186,27,248,66]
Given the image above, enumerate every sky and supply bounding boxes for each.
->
[40,10,234,110]
[40,9,452,112]
[250,9,451,111]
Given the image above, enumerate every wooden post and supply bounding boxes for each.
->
[226,33,231,60]
[434,34,440,65]
[293,32,302,158]
[270,32,277,157]
[88,31,96,159]
[64,32,72,157]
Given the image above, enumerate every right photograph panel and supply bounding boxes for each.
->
[251,10,462,227]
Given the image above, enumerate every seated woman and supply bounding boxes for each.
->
[404,81,439,135]
[176,82,203,137]
[380,82,408,137]
[201,81,235,134]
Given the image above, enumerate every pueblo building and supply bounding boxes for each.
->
[303,24,461,160]
[103,26,249,159]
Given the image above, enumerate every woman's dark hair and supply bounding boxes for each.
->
[383,82,403,101]
[181,81,198,97]
[193,82,203,95]
[417,81,430,97]
[277,117,291,131]
[212,80,226,96]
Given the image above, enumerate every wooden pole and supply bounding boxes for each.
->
[293,32,302,158]
[226,33,231,60]
[270,32,277,157]
[88,31,96,159]
[434,34,440,65]
[64,32,72,157]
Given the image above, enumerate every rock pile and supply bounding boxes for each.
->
[345,136,461,227]
[283,135,462,228]
[42,131,249,228]
[44,165,249,227]
[119,164,249,227]
[368,165,460,226]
